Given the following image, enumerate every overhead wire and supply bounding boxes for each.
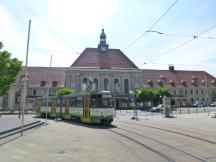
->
[18,0,79,54]
[146,31,216,39]
[147,24,216,63]
[123,0,178,50]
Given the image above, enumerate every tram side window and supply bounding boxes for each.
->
[71,97,82,108]
[91,94,103,108]
[57,99,60,107]
[91,98,98,108]
[42,99,47,106]
[77,98,82,108]
[48,100,51,107]
[71,98,76,108]
[62,99,66,107]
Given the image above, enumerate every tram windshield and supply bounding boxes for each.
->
[91,94,114,108]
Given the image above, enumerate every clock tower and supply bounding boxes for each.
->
[98,28,109,52]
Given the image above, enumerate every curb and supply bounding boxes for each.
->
[0,121,44,140]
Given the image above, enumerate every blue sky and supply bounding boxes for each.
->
[1,0,216,76]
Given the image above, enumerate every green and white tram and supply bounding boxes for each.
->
[36,91,115,125]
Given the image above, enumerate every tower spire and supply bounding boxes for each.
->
[98,28,109,52]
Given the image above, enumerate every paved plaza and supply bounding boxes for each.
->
[0,112,216,162]
[0,114,40,133]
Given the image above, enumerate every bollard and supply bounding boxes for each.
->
[196,107,198,113]
[204,107,206,113]
[180,108,181,114]
[188,108,190,114]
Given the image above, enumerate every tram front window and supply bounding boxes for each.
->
[102,98,113,108]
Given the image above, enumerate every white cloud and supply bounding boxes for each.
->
[47,0,118,38]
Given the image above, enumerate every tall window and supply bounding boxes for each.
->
[104,78,109,91]
[82,78,87,91]
[33,89,37,96]
[114,79,120,93]
[174,89,176,95]
[124,79,129,94]
[93,78,98,91]
[52,81,58,87]
[40,80,46,87]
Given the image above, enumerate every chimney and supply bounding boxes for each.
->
[169,64,175,72]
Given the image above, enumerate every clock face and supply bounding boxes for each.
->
[101,47,106,51]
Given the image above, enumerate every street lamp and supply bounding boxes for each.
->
[130,89,139,120]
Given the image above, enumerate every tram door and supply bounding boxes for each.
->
[36,99,42,115]
[64,99,70,119]
[83,97,90,123]
[51,99,56,118]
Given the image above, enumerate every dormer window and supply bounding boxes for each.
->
[212,80,216,85]
[170,80,175,86]
[160,75,165,79]
[181,80,186,87]
[191,80,197,86]
[158,80,163,87]
[148,80,153,87]
[52,81,58,87]
[201,80,205,85]
[40,80,46,87]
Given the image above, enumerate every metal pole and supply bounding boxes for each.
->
[21,20,31,136]
[46,55,52,123]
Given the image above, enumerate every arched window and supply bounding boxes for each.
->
[93,78,98,91]
[82,78,87,91]
[124,79,129,94]
[104,79,109,91]
[114,79,120,93]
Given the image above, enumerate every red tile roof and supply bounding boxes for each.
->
[142,69,216,87]
[15,67,66,87]
[71,48,138,69]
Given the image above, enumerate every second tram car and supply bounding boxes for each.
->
[36,91,115,125]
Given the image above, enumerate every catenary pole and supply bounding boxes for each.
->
[46,55,52,123]
[21,20,31,136]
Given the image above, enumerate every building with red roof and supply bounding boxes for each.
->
[1,29,216,111]
[65,29,216,108]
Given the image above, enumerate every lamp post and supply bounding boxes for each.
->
[131,89,139,120]
[21,19,31,136]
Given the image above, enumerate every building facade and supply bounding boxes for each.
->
[1,29,216,111]
[0,67,66,111]
[142,67,216,107]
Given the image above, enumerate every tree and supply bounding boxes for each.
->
[154,88,171,103]
[137,89,154,102]
[56,87,75,96]
[0,42,22,96]
[137,88,171,103]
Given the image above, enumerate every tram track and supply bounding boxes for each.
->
[116,119,216,145]
[108,129,175,162]
[107,127,209,162]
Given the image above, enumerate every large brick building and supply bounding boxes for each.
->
[0,29,216,111]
